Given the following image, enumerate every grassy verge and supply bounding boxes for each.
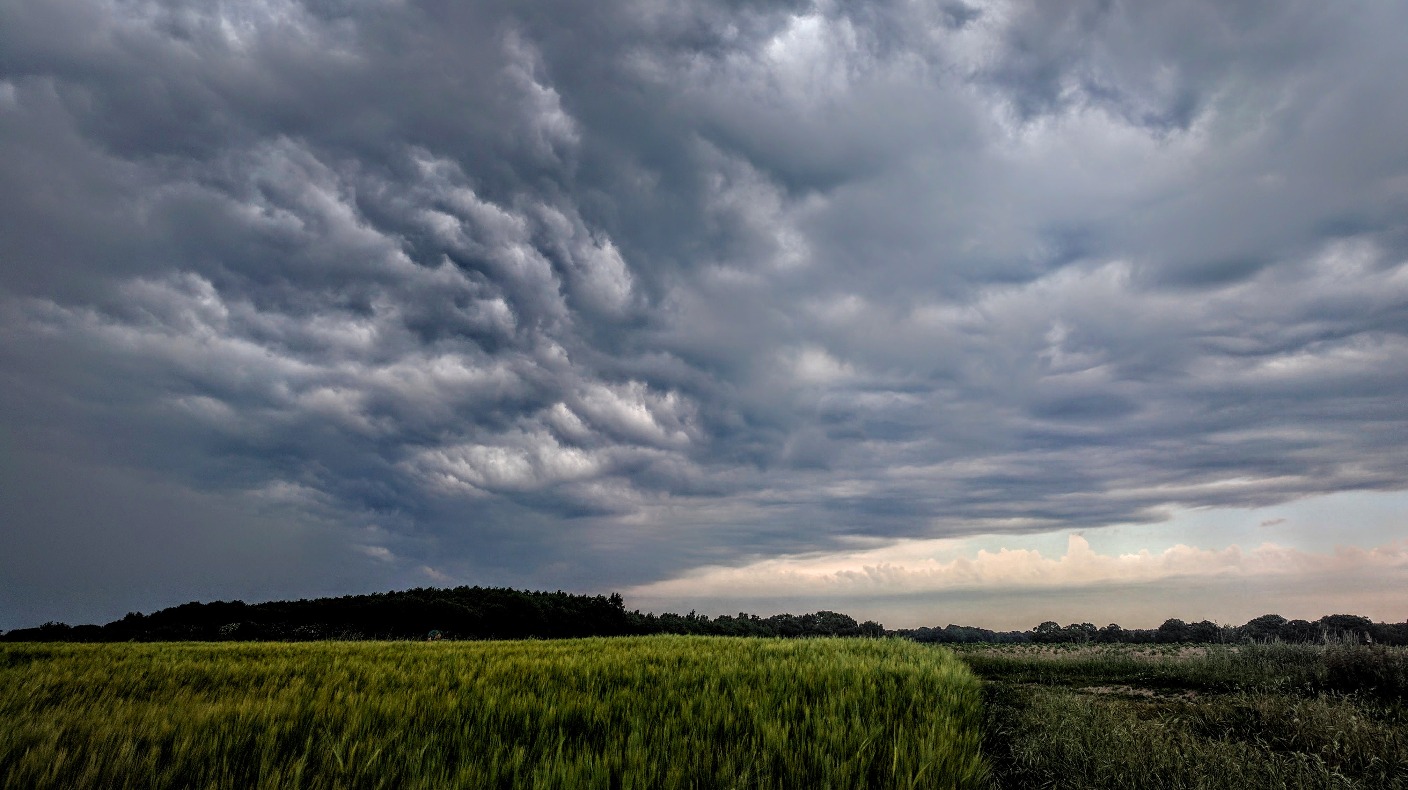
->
[955,643,1408,789]
[1,637,988,789]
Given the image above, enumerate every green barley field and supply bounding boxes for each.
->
[0,637,988,789]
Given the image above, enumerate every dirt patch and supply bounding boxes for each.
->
[1078,684,1200,700]
[958,644,1216,661]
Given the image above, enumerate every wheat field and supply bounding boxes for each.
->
[0,637,988,789]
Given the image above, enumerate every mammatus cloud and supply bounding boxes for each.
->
[2,0,1407,628]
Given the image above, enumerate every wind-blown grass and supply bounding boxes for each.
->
[0,637,988,789]
[956,640,1408,700]
[956,642,1408,789]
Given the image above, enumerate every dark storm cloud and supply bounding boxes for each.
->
[2,0,1407,628]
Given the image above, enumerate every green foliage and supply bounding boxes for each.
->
[954,641,1408,701]
[899,612,1408,647]
[0,637,988,789]
[956,643,1408,789]
[0,587,886,643]
[982,684,1406,789]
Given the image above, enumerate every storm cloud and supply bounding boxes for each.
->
[3,0,1406,628]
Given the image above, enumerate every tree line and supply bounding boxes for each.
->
[897,613,1408,645]
[2,586,1401,645]
[0,586,883,642]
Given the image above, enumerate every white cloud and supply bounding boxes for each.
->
[789,345,855,386]
[533,202,636,315]
[574,380,697,448]
[628,532,1408,600]
[405,431,605,496]
[502,30,581,165]
[355,544,396,562]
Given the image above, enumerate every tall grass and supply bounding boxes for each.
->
[0,637,988,789]
[955,640,1408,699]
[983,684,1406,789]
[957,642,1408,789]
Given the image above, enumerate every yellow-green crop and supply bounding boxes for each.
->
[0,637,988,789]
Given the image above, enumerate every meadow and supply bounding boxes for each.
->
[6,636,1405,789]
[0,636,988,789]
[955,641,1408,789]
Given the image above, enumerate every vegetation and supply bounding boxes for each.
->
[0,587,884,642]
[956,642,1408,789]
[900,613,1408,646]
[2,581,1402,650]
[6,593,1406,790]
[0,637,988,789]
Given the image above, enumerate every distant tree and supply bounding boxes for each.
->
[1187,620,1222,644]
[1283,619,1319,643]
[1239,614,1288,642]
[946,624,1000,643]
[1373,621,1408,646]
[1064,623,1098,643]
[1157,618,1191,643]
[1319,614,1374,642]
[1033,621,1064,643]
[808,610,862,636]
[1096,623,1124,643]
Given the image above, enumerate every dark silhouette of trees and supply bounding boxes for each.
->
[1032,621,1064,643]
[6,590,1406,647]
[1157,618,1191,643]
[1096,624,1125,643]
[1187,620,1224,643]
[1,589,887,642]
[897,613,1408,646]
[1241,614,1288,641]
[1065,623,1098,643]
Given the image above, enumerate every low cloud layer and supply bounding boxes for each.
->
[626,526,1408,629]
[629,534,1408,599]
[3,0,1407,628]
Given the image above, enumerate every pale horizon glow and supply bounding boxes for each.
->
[628,491,1408,630]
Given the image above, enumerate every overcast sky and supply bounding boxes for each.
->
[3,0,1407,631]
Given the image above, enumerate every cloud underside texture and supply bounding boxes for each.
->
[2,0,1408,624]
